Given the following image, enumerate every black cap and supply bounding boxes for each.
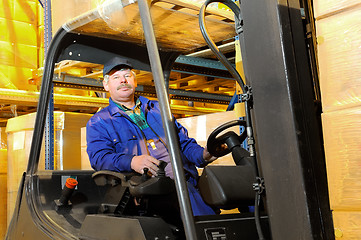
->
[103,57,133,76]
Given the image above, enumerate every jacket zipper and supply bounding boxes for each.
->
[120,114,150,155]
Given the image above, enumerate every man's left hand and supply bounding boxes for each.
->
[203,146,217,164]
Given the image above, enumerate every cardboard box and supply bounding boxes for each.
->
[322,107,361,210]
[316,6,361,112]
[316,2,361,236]
[81,127,92,170]
[313,0,360,19]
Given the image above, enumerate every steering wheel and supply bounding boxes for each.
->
[207,119,247,158]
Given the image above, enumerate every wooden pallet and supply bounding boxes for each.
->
[64,0,235,53]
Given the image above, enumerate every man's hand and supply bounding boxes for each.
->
[203,146,217,165]
[131,155,160,175]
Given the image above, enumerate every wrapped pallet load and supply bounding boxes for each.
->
[315,0,361,238]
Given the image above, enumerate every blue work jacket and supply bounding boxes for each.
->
[86,96,215,215]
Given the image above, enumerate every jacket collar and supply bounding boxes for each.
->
[108,96,151,116]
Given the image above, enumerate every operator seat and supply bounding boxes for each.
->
[91,161,176,215]
[91,162,184,237]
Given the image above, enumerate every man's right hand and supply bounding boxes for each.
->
[131,155,160,176]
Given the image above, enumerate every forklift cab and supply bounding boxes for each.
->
[6,0,334,239]
[6,1,267,239]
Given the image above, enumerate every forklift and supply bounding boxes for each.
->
[6,0,334,239]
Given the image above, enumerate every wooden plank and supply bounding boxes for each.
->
[158,0,235,20]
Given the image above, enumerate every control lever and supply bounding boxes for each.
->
[129,161,174,197]
[141,168,151,181]
[54,178,78,212]
[157,161,167,177]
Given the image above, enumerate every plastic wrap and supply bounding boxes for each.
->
[322,107,361,210]
[96,0,227,32]
[316,3,361,237]
[316,6,361,112]
[51,0,97,33]
[313,0,361,19]
[0,0,39,91]
[96,0,134,31]
[57,0,234,53]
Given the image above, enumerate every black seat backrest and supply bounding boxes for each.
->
[198,165,256,210]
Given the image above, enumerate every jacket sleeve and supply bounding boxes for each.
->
[86,115,133,172]
[174,118,207,167]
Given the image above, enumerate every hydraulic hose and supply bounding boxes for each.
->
[199,1,266,239]
[199,0,255,147]
[199,0,245,93]
[255,192,266,240]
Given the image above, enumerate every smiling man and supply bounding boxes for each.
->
[86,56,217,217]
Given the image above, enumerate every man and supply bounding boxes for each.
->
[86,56,217,216]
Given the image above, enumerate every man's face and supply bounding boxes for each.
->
[103,68,137,103]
